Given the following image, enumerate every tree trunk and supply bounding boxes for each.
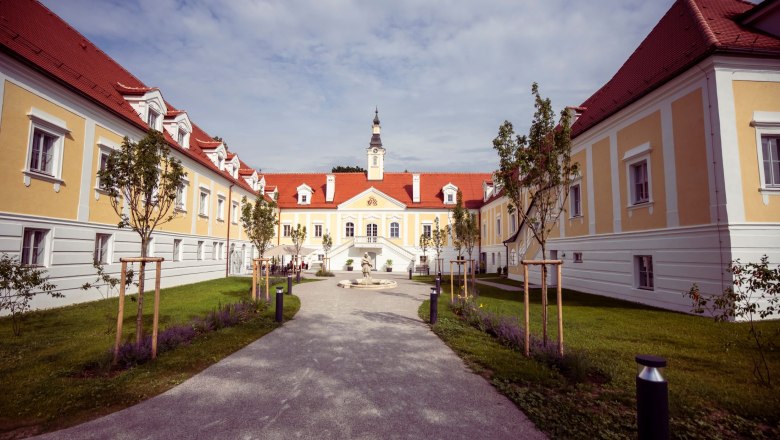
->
[541,244,548,347]
[136,236,148,348]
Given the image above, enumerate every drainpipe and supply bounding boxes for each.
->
[226,183,234,277]
[478,209,483,272]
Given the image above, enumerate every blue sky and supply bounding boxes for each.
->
[42,0,676,173]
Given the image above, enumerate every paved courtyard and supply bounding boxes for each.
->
[37,273,545,439]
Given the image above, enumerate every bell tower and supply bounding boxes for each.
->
[367,108,386,181]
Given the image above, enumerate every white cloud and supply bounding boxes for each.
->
[42,0,675,172]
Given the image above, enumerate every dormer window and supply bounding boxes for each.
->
[296,183,313,205]
[177,128,186,145]
[217,154,224,171]
[147,107,159,130]
[442,183,458,205]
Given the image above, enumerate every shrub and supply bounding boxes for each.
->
[496,266,503,275]
[0,254,61,336]
[346,259,354,267]
[316,269,335,277]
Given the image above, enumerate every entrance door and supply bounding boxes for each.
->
[366,223,378,243]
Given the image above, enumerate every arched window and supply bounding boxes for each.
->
[390,222,400,238]
[345,222,354,237]
[373,156,378,166]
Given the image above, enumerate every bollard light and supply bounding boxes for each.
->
[636,354,669,440]
[409,267,412,280]
[275,286,284,323]
[435,276,441,295]
[296,268,301,284]
[287,274,293,295]
[429,286,438,324]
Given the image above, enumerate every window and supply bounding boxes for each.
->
[177,128,186,146]
[175,184,187,211]
[390,222,400,238]
[29,128,56,175]
[21,228,47,266]
[212,241,218,260]
[762,136,780,187]
[510,215,516,233]
[283,224,292,237]
[573,252,583,263]
[94,233,111,265]
[173,239,182,261]
[422,224,432,238]
[373,156,378,166]
[199,190,209,216]
[318,254,324,261]
[217,154,224,171]
[483,224,487,238]
[219,242,224,260]
[496,218,501,236]
[491,252,495,265]
[314,224,323,237]
[231,202,239,224]
[217,196,225,221]
[301,194,308,203]
[510,249,517,266]
[630,160,649,205]
[420,255,428,264]
[635,255,654,290]
[447,193,454,203]
[570,183,582,217]
[345,222,354,237]
[96,149,110,190]
[197,241,204,260]
[147,107,159,129]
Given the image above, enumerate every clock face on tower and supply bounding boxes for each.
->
[373,148,378,153]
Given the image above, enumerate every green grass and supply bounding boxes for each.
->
[0,276,304,438]
[418,276,780,439]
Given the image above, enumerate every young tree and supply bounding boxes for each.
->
[0,254,61,336]
[97,129,186,347]
[449,190,469,259]
[493,83,578,345]
[322,232,333,271]
[431,217,446,275]
[418,233,431,274]
[290,224,307,271]
[240,193,278,259]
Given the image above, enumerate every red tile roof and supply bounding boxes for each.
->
[0,0,257,194]
[572,0,780,139]
[264,172,491,210]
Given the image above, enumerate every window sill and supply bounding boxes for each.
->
[637,286,654,291]
[759,187,780,195]
[198,213,209,219]
[23,170,64,192]
[569,214,583,220]
[626,200,654,211]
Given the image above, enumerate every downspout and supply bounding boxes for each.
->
[226,183,234,277]
[478,209,482,270]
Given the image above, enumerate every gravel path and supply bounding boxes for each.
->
[37,273,545,439]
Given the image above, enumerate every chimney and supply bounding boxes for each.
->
[412,174,420,203]
[326,174,335,202]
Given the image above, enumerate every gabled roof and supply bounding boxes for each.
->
[0,0,258,194]
[571,0,780,139]
[263,172,491,210]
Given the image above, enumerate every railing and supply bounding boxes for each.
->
[354,235,380,245]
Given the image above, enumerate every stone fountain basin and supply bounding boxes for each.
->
[337,279,398,289]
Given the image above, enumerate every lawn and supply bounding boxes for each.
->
[0,276,305,439]
[418,276,780,439]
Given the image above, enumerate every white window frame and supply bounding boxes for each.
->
[623,142,653,208]
[390,221,400,238]
[94,233,112,265]
[635,255,654,290]
[94,140,117,196]
[345,222,355,237]
[510,249,517,266]
[147,105,160,130]
[314,224,323,238]
[570,182,582,218]
[496,218,501,236]
[217,195,226,221]
[212,241,218,260]
[198,187,210,217]
[197,240,205,260]
[752,112,780,195]
[24,109,70,192]
[573,252,583,263]
[283,224,292,237]
[761,135,780,189]
[231,201,239,224]
[175,176,189,212]
[219,242,225,260]
[510,215,516,233]
[21,228,49,267]
[422,223,432,238]
[173,239,182,262]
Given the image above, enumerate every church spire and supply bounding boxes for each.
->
[367,108,385,181]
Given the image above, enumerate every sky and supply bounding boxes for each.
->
[42,0,677,174]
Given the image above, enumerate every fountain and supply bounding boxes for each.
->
[337,252,398,289]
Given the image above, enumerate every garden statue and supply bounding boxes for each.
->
[361,252,373,283]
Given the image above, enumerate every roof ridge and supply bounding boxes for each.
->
[684,0,721,48]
